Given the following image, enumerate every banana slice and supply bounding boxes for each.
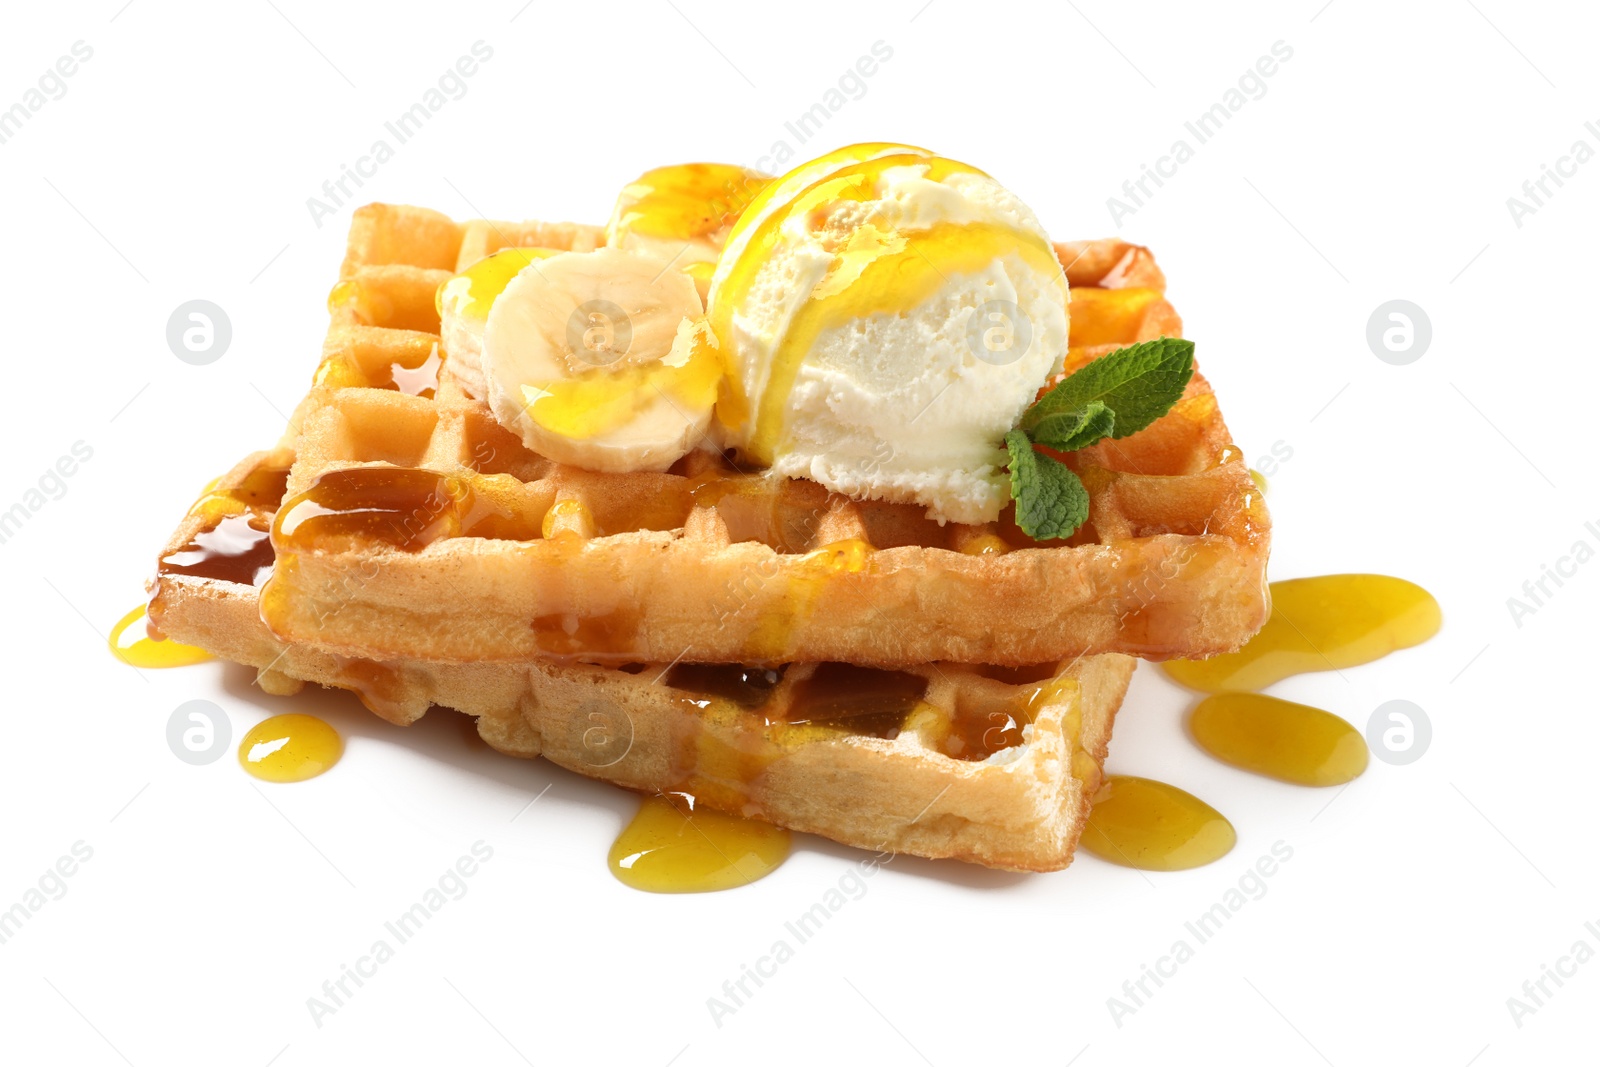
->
[437,247,561,399]
[482,247,720,472]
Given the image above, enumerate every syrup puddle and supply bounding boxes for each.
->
[1090,574,1439,870]
[239,714,343,783]
[109,604,212,668]
[610,794,790,893]
[1080,776,1236,871]
[1189,693,1368,787]
[1162,574,1441,693]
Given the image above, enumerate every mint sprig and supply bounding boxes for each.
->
[1006,430,1088,540]
[1028,399,1114,453]
[1006,338,1195,541]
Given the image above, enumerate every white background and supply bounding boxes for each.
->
[2,1,1596,1064]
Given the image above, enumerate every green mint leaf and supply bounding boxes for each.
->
[1021,337,1195,441]
[1027,400,1115,453]
[1005,429,1090,541]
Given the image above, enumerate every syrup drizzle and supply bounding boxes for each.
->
[664,663,784,708]
[160,513,275,586]
[609,793,790,893]
[938,677,1072,762]
[108,604,212,668]
[1162,574,1441,693]
[1189,693,1368,787]
[784,662,927,739]
[1080,775,1237,871]
[238,714,343,783]
[272,466,544,552]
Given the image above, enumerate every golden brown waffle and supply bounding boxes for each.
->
[148,448,1134,871]
[260,204,1270,668]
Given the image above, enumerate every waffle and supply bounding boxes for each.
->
[147,448,1134,871]
[259,204,1270,668]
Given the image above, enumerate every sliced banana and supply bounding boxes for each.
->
[482,247,720,472]
[437,247,561,399]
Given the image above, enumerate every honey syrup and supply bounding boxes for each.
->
[124,465,294,668]
[609,793,790,893]
[160,513,275,586]
[939,676,1075,762]
[783,662,927,739]
[1189,693,1368,787]
[657,662,930,858]
[108,604,212,668]
[272,466,542,552]
[1080,775,1237,871]
[664,664,785,708]
[1163,574,1441,692]
[238,714,344,783]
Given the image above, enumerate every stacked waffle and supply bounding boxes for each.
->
[147,203,1269,872]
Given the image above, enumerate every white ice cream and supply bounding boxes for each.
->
[707,147,1068,524]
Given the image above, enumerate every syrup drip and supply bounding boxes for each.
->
[187,466,291,523]
[609,793,790,893]
[1080,775,1237,871]
[664,663,785,708]
[662,662,934,821]
[940,676,1076,762]
[1162,574,1441,693]
[520,317,721,443]
[741,538,875,661]
[238,714,343,783]
[959,533,1009,556]
[159,513,275,586]
[1190,694,1368,787]
[108,604,212,668]
[941,689,1029,760]
[784,662,927,739]
[273,466,542,551]
[436,247,561,322]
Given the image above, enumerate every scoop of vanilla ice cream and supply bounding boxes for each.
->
[707,148,1068,524]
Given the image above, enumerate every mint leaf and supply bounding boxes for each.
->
[1021,337,1194,441]
[1028,400,1115,453]
[1005,430,1090,541]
